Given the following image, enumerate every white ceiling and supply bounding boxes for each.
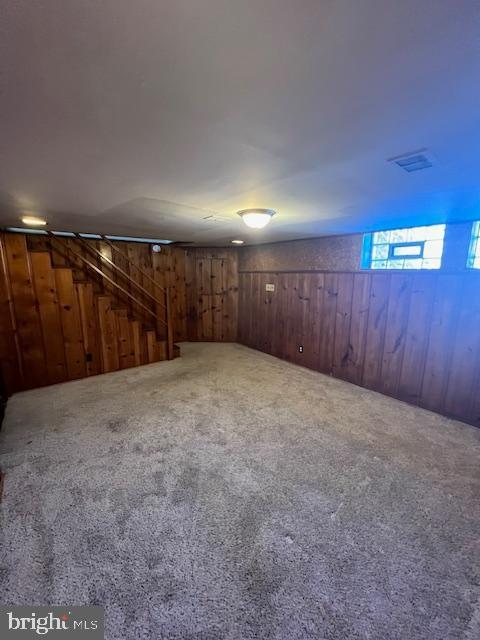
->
[0,0,479,245]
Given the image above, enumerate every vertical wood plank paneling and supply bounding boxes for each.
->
[109,240,130,303]
[145,330,156,363]
[96,295,120,373]
[54,238,86,281]
[244,272,256,347]
[362,274,390,390]
[116,309,135,369]
[155,339,167,361]
[263,274,277,355]
[344,273,371,384]
[183,248,239,343]
[97,241,118,305]
[171,248,187,341]
[152,247,168,341]
[139,327,148,365]
[76,282,101,376]
[4,228,480,428]
[3,233,48,388]
[274,273,289,359]
[241,272,252,346]
[443,276,480,419]
[196,257,213,341]
[127,244,145,323]
[235,262,480,427]
[237,272,247,344]
[420,274,461,412]
[397,274,436,404]
[318,273,338,374]
[380,274,413,397]
[55,268,87,380]
[299,274,311,356]
[283,273,297,361]
[211,258,225,341]
[30,252,67,385]
[225,250,239,341]
[0,235,23,393]
[296,273,312,366]
[131,320,142,366]
[185,251,197,340]
[263,273,275,352]
[0,232,190,394]
[248,272,259,350]
[307,274,325,371]
[332,273,354,379]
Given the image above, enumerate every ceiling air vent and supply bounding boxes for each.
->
[388,149,434,173]
[202,214,232,223]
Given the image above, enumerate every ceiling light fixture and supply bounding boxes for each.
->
[231,239,244,245]
[21,215,47,226]
[238,208,275,229]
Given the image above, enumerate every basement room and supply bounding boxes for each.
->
[0,2,479,639]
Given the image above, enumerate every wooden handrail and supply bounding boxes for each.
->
[99,235,167,295]
[46,232,167,326]
[72,233,166,310]
[47,231,174,360]
[96,234,174,360]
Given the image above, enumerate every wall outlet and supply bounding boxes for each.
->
[265,283,275,292]
[298,345,303,353]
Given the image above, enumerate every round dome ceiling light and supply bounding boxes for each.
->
[238,208,276,229]
[231,239,244,245]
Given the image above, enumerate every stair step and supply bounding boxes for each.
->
[0,233,179,396]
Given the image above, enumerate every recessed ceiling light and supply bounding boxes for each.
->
[231,239,244,245]
[21,215,47,226]
[238,208,276,229]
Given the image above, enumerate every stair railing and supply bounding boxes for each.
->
[96,235,174,361]
[46,231,174,360]
[99,235,167,295]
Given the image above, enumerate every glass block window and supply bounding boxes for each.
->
[362,224,446,270]
[467,221,480,269]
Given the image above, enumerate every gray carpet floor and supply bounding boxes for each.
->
[0,342,479,640]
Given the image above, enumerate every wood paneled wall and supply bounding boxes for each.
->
[0,233,187,394]
[25,234,188,342]
[0,234,240,395]
[2,225,479,427]
[238,270,480,427]
[185,248,239,341]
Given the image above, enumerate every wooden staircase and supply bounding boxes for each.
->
[0,232,180,394]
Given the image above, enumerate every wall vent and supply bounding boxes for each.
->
[388,149,434,173]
